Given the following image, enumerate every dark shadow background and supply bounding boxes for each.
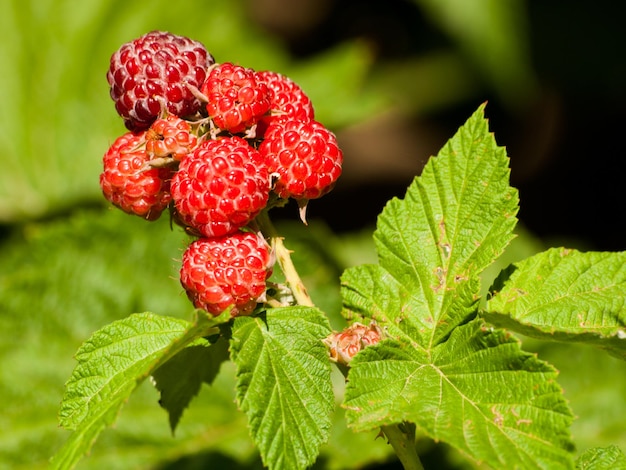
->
[252,0,626,252]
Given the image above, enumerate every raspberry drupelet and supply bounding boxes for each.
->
[255,70,314,136]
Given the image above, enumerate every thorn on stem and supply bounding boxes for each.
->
[297,199,309,225]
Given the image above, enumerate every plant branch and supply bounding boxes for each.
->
[380,423,424,470]
[255,210,314,307]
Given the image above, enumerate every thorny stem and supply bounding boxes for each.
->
[255,209,314,307]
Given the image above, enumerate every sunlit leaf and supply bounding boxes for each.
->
[342,103,519,346]
[577,445,626,470]
[51,310,229,470]
[230,307,333,470]
[485,248,626,359]
[341,105,574,468]
[344,318,575,468]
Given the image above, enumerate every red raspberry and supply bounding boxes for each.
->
[179,232,273,316]
[107,31,214,131]
[99,131,173,221]
[201,62,271,134]
[170,136,270,238]
[256,71,314,133]
[259,119,343,200]
[146,114,198,161]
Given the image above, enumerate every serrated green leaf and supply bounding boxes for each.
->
[51,310,229,470]
[342,104,519,347]
[577,445,626,470]
[151,336,230,433]
[344,317,575,469]
[484,248,626,359]
[0,209,231,469]
[341,263,473,350]
[339,105,560,468]
[64,362,256,470]
[529,340,626,454]
[230,307,334,470]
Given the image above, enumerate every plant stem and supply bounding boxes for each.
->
[255,210,314,307]
[380,423,424,470]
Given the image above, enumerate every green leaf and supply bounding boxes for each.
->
[484,248,626,359]
[529,340,626,454]
[342,103,519,347]
[344,318,575,469]
[0,209,237,468]
[151,336,230,433]
[577,445,626,470]
[340,106,574,468]
[230,307,334,470]
[51,310,229,470]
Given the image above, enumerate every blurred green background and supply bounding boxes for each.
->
[1,0,625,468]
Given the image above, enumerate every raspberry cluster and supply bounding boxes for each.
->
[100,31,343,317]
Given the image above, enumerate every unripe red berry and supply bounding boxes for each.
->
[145,114,198,161]
[323,322,383,365]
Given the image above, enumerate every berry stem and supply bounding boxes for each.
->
[380,423,424,470]
[255,210,314,307]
